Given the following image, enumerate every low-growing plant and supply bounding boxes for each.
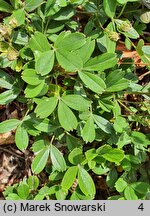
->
[0,0,150,200]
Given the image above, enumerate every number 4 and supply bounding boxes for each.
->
[138,203,144,211]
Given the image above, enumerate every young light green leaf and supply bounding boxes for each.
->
[0,119,20,133]
[78,71,106,94]
[58,100,78,131]
[68,148,83,165]
[6,193,21,200]
[25,0,44,12]
[56,49,83,72]
[11,8,25,26]
[78,165,96,197]
[35,97,58,118]
[25,81,45,98]
[15,124,29,151]
[114,116,129,133]
[93,114,113,134]
[96,144,112,155]
[81,115,95,143]
[103,0,117,18]
[83,53,117,72]
[61,166,78,190]
[124,186,138,200]
[50,144,66,171]
[102,149,124,163]
[17,183,30,199]
[27,176,39,190]
[22,69,43,85]
[115,178,128,193]
[31,148,50,174]
[62,94,91,111]
[29,31,51,52]
[0,0,13,13]
[35,50,55,75]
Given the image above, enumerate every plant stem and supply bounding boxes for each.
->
[117,3,127,18]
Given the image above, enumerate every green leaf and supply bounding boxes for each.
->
[82,115,95,143]
[56,49,83,72]
[35,97,58,118]
[61,166,78,190]
[0,89,19,105]
[11,8,25,26]
[68,148,83,165]
[6,193,21,200]
[78,165,96,197]
[0,0,13,13]
[25,81,45,98]
[58,100,78,131]
[32,148,50,174]
[75,38,95,64]
[27,176,39,190]
[107,79,129,92]
[106,70,129,92]
[55,187,67,200]
[0,70,14,89]
[83,53,117,72]
[35,50,55,75]
[32,139,49,153]
[17,183,30,199]
[114,116,129,133]
[53,5,75,21]
[33,118,59,133]
[29,31,51,52]
[106,168,118,189]
[102,149,124,163]
[12,31,29,45]
[115,178,128,192]
[62,94,91,111]
[131,131,150,146]
[96,144,112,155]
[15,124,29,151]
[78,71,106,94]
[25,0,44,12]
[0,119,20,133]
[50,144,66,171]
[56,32,86,51]
[93,114,113,134]
[124,27,139,39]
[124,186,138,200]
[142,46,150,57]
[131,182,150,195]
[103,0,117,18]
[22,69,43,85]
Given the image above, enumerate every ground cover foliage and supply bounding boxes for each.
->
[0,0,150,200]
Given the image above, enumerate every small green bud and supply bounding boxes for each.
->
[140,11,150,24]
[9,17,18,28]
[108,32,120,42]
[0,25,11,37]
[7,47,19,61]
[119,21,132,32]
